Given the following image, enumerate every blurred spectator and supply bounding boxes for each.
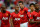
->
[38,0,40,5]
[24,2,29,8]
[1,0,4,2]
[29,0,36,4]
[6,3,15,13]
[35,0,38,3]
[4,0,11,7]
[11,0,19,5]
[0,0,3,8]
[0,0,40,12]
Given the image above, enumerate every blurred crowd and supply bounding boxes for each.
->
[0,0,40,13]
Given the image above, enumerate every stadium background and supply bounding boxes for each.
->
[0,0,40,26]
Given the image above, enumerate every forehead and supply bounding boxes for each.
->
[15,6,19,8]
[31,5,34,6]
[16,6,19,7]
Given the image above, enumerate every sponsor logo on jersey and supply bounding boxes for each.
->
[36,17,40,20]
[20,15,24,17]
[14,18,20,21]
[2,17,8,20]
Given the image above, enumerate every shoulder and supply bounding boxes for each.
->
[31,11,35,15]
[0,12,1,13]
[11,12,15,15]
[31,11,35,13]
[24,7,28,10]
[24,7,29,12]
[6,11,10,13]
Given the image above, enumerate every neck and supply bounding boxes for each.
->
[21,7,24,10]
[21,8,23,10]
[30,10,33,13]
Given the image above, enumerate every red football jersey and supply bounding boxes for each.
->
[1,11,10,25]
[10,12,21,27]
[27,12,31,20]
[0,12,2,20]
[39,10,40,12]
[19,7,29,23]
[30,11,40,21]
[30,11,40,27]
[27,12,32,27]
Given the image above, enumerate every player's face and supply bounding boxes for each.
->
[35,4,39,9]
[1,7,6,13]
[19,3,22,6]
[30,5,35,11]
[19,3,23,8]
[15,6,19,11]
[20,5,24,9]
[1,7,6,10]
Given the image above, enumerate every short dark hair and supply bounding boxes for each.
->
[19,1,23,4]
[30,3,35,7]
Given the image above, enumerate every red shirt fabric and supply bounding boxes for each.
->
[19,7,29,23]
[10,12,21,27]
[1,11,10,25]
[27,12,31,20]
[27,12,32,27]
[0,12,2,20]
[30,11,40,21]
[29,11,40,27]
